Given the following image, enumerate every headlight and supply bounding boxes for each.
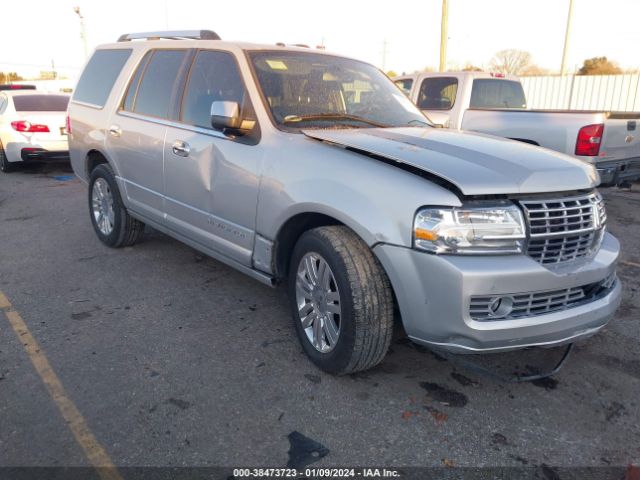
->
[414,201,526,254]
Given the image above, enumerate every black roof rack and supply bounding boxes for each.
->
[117,30,221,42]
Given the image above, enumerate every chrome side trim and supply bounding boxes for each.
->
[70,100,104,110]
[127,209,275,287]
[118,176,255,255]
[116,110,230,140]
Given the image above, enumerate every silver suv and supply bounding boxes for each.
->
[68,30,621,374]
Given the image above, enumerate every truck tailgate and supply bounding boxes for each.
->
[600,116,640,162]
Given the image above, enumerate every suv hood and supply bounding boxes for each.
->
[303,127,598,196]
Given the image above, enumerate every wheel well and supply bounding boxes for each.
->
[86,150,108,176]
[273,213,343,280]
[273,213,403,333]
[509,138,540,146]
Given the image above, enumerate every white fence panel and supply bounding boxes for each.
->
[521,74,640,112]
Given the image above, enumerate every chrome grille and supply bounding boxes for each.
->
[469,274,616,321]
[520,192,606,265]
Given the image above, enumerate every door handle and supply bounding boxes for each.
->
[108,125,122,137]
[172,140,190,157]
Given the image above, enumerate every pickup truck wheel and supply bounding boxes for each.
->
[289,226,394,375]
[0,141,16,173]
[88,164,145,248]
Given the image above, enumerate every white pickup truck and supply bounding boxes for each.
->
[394,72,640,187]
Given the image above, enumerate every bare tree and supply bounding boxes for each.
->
[490,49,534,75]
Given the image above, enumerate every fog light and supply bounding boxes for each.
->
[488,296,514,318]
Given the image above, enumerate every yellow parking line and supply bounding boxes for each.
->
[1,291,122,480]
[621,260,640,269]
[0,291,10,309]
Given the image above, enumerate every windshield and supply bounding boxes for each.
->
[248,51,430,129]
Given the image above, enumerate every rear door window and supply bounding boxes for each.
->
[132,50,188,119]
[121,51,152,112]
[470,79,527,109]
[418,77,458,110]
[73,49,132,107]
[13,95,69,111]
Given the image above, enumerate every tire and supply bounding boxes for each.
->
[0,141,16,173]
[288,226,394,375]
[88,163,145,247]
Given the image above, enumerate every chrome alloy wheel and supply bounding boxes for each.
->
[91,178,115,235]
[295,252,342,353]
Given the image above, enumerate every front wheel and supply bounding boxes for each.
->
[88,164,145,247]
[288,226,394,375]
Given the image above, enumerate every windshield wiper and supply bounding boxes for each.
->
[283,113,390,128]
[407,119,431,127]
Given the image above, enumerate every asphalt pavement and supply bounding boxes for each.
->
[0,163,638,476]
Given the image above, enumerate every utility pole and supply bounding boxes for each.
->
[51,59,57,79]
[381,39,389,72]
[560,0,574,75]
[439,0,449,72]
[73,6,89,60]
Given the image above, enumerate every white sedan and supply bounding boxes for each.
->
[0,89,70,172]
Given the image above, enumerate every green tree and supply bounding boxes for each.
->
[462,64,483,72]
[385,70,398,78]
[577,57,622,75]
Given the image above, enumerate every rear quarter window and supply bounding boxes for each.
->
[418,77,458,110]
[73,49,132,107]
[470,79,527,109]
[394,79,413,96]
[13,95,69,111]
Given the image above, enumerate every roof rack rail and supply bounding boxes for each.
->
[275,42,310,48]
[117,30,221,42]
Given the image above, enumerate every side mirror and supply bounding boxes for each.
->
[211,101,255,136]
[211,101,242,130]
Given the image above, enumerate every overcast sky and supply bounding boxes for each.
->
[1,0,639,78]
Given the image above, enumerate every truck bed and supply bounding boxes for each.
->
[468,108,640,120]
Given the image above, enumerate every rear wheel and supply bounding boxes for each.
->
[88,163,145,247]
[0,141,16,173]
[288,226,394,375]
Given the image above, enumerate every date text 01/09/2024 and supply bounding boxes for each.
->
[231,468,401,478]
